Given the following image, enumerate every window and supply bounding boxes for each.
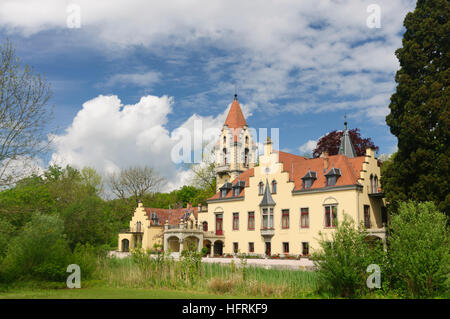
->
[233,187,240,197]
[202,221,208,232]
[232,213,239,230]
[258,182,264,195]
[233,242,239,254]
[248,242,254,253]
[374,176,378,193]
[223,136,226,144]
[282,209,289,229]
[244,148,249,166]
[271,180,277,194]
[302,242,309,256]
[262,208,274,229]
[245,136,249,144]
[304,178,312,189]
[223,148,227,164]
[136,221,141,232]
[248,212,255,230]
[301,208,309,228]
[220,188,228,198]
[324,205,338,227]
[283,242,289,254]
[326,175,337,186]
[364,205,371,228]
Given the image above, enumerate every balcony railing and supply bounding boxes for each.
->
[260,227,275,236]
[216,164,230,173]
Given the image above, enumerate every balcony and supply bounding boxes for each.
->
[216,164,230,173]
[260,227,275,236]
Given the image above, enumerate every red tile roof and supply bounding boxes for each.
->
[289,154,363,191]
[144,205,198,226]
[224,97,247,129]
[208,168,254,200]
[208,151,366,200]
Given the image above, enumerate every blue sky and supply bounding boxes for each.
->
[0,0,416,190]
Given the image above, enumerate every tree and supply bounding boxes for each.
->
[312,128,379,158]
[187,148,217,203]
[0,39,53,187]
[383,0,449,214]
[387,201,448,298]
[108,166,165,205]
[311,214,384,297]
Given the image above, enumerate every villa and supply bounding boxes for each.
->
[118,95,387,257]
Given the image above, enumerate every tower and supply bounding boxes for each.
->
[214,95,257,191]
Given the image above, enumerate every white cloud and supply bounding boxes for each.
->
[298,139,317,155]
[0,0,417,124]
[0,156,45,187]
[102,70,161,88]
[49,93,236,191]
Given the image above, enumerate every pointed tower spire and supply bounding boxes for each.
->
[259,179,276,206]
[224,95,247,129]
[338,118,357,158]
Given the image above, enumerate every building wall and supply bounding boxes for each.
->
[202,146,384,256]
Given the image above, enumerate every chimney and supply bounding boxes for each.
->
[322,152,329,172]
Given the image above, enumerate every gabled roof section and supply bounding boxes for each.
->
[338,121,357,158]
[325,166,342,176]
[208,168,254,201]
[289,154,364,191]
[144,206,198,226]
[259,179,276,206]
[302,169,317,180]
[224,95,247,129]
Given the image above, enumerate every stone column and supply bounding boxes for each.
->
[179,238,184,252]
[210,241,215,257]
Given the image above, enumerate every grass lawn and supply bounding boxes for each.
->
[0,287,267,299]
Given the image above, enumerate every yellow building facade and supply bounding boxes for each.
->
[117,95,386,257]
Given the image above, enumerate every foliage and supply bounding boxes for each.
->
[0,218,15,260]
[311,214,385,297]
[0,213,71,282]
[62,196,112,249]
[312,128,379,158]
[387,201,449,298]
[383,0,450,214]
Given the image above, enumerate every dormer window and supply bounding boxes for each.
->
[221,189,227,198]
[232,181,245,197]
[220,182,233,198]
[325,167,341,187]
[301,169,317,190]
[150,212,159,225]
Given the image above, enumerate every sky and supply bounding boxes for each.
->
[0,0,417,191]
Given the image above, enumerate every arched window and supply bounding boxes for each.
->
[258,182,264,195]
[245,136,249,144]
[244,148,249,167]
[271,180,277,194]
[223,148,227,164]
[370,174,374,193]
[374,175,378,193]
[202,221,208,232]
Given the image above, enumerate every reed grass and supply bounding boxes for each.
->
[95,251,318,298]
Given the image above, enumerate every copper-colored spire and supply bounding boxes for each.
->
[224,95,247,129]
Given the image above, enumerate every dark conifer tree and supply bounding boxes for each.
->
[383,0,449,214]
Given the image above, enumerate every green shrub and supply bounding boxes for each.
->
[0,213,72,282]
[71,243,99,280]
[312,214,385,297]
[387,201,449,298]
